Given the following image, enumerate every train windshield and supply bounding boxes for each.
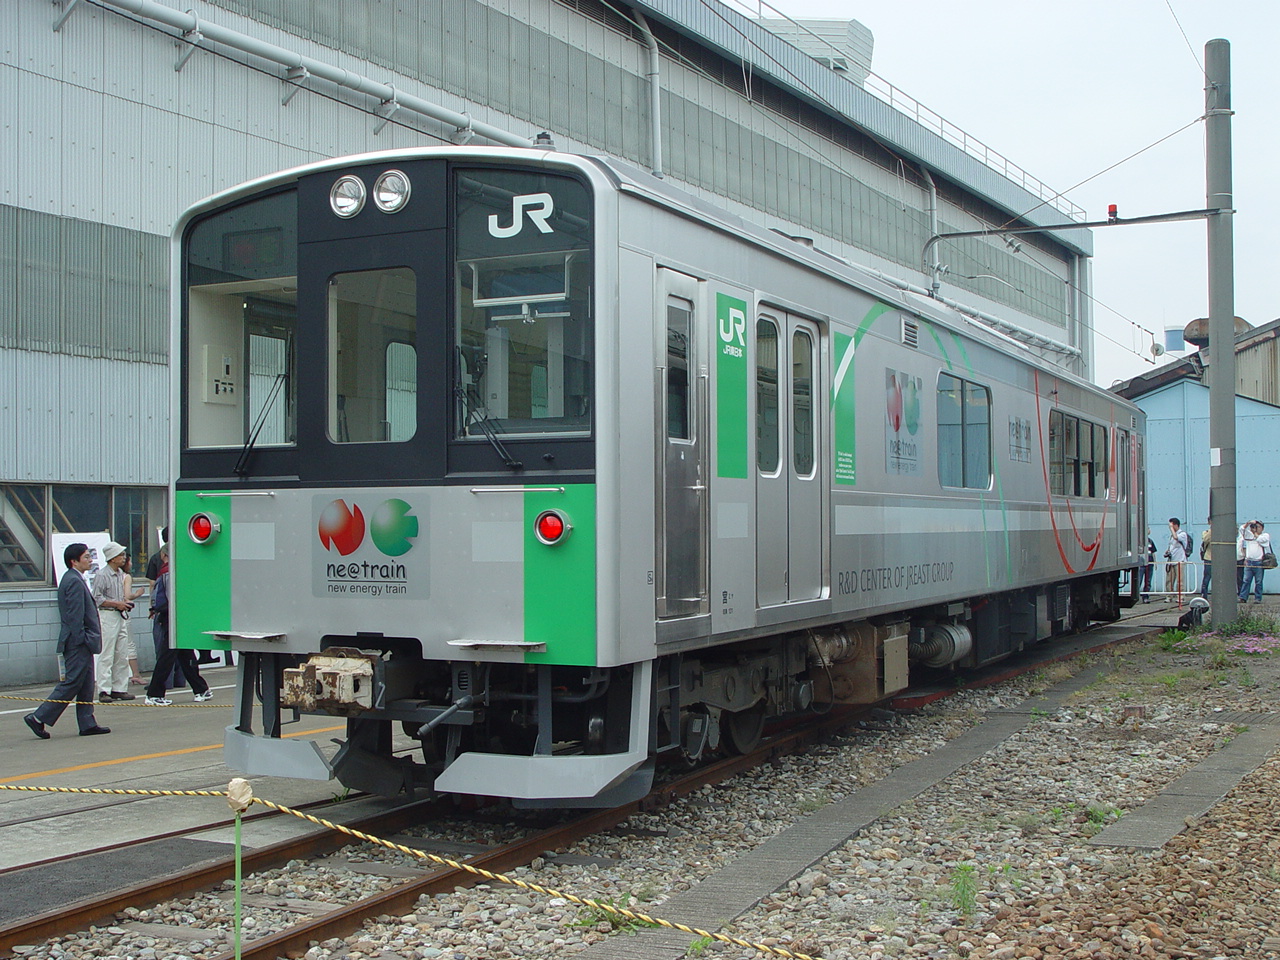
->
[455,170,592,438]
[184,191,298,450]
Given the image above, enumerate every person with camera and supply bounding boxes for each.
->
[91,541,137,702]
[1164,518,1191,598]
[1237,520,1272,604]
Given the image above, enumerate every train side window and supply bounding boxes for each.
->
[756,317,780,472]
[937,374,963,487]
[1119,429,1130,501]
[1049,410,1064,495]
[937,373,991,489]
[1064,415,1079,495]
[1078,421,1094,496]
[963,381,991,488]
[385,340,418,442]
[666,298,693,440]
[327,267,417,443]
[792,330,815,476]
[1094,425,1108,498]
[247,325,295,445]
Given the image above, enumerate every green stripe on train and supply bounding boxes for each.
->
[523,484,597,666]
[172,490,232,651]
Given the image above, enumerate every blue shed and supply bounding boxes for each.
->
[1116,318,1280,594]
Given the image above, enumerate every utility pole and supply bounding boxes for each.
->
[1206,39,1237,626]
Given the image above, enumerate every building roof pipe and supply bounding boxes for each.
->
[920,167,941,288]
[97,0,532,148]
[633,11,664,178]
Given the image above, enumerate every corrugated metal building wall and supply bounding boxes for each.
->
[1,0,1091,683]
[1138,381,1280,595]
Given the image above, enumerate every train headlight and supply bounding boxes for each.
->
[534,510,571,545]
[372,169,411,213]
[188,512,222,545]
[329,175,366,218]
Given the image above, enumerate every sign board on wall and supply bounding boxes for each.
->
[48,531,111,587]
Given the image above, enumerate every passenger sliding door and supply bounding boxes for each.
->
[656,269,708,619]
[756,312,822,606]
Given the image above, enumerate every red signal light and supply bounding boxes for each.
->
[534,510,570,545]
[189,512,220,544]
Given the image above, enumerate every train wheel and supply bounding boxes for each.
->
[722,703,766,755]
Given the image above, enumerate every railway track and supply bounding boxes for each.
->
[0,707,863,959]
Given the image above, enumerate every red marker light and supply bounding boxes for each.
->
[534,510,570,545]
[188,513,220,544]
[1107,203,1118,222]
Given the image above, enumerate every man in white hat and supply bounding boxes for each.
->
[91,541,137,702]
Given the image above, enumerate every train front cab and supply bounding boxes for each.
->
[174,152,662,805]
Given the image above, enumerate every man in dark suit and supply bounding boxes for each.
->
[24,543,111,738]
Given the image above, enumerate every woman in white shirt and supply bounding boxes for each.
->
[1237,520,1271,603]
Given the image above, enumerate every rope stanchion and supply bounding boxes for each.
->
[0,781,822,960]
[227,778,254,960]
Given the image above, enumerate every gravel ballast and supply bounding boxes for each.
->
[15,625,1280,960]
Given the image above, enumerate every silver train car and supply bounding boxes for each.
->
[170,147,1145,806]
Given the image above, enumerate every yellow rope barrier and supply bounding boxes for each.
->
[0,782,821,960]
[1,694,229,708]
[0,784,231,799]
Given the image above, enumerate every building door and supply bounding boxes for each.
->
[756,312,823,606]
[656,269,708,619]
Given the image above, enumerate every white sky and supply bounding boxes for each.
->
[736,0,1279,386]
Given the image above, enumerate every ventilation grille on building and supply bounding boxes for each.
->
[901,317,919,348]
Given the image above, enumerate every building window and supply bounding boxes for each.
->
[0,485,47,584]
[51,485,111,534]
[0,484,167,588]
[113,486,168,579]
[937,373,991,489]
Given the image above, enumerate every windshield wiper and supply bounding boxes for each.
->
[454,384,522,471]
[234,373,287,478]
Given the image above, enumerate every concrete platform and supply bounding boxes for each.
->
[0,667,356,869]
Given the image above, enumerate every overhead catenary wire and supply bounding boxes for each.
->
[1164,0,1207,77]
[984,115,1206,234]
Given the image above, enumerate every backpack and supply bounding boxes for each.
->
[1179,530,1192,558]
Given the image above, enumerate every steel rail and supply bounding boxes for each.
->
[0,797,442,953]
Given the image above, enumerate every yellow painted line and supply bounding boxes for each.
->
[7,725,346,783]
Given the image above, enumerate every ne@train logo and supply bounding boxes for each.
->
[315,498,426,600]
[488,192,554,238]
[318,498,419,556]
